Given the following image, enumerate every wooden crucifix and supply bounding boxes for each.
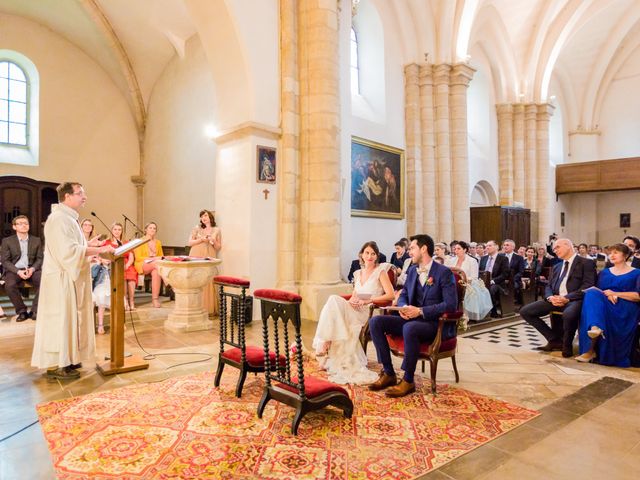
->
[262,188,270,200]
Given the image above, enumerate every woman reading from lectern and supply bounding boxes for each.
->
[134,222,164,308]
[188,210,222,316]
[313,241,394,385]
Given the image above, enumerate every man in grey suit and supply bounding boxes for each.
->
[1,215,43,321]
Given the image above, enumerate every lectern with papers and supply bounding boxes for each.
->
[96,237,150,375]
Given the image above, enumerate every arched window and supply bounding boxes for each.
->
[350,27,360,95]
[0,61,28,146]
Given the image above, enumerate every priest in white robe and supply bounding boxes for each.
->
[31,182,114,380]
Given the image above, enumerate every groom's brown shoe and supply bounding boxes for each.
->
[368,372,397,391]
[385,380,416,398]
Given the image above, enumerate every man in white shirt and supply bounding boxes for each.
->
[519,238,596,357]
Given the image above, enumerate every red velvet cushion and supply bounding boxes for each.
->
[276,375,349,398]
[213,275,250,288]
[254,288,302,304]
[442,311,463,320]
[386,335,457,355]
[221,345,286,367]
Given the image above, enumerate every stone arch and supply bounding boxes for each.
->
[470,180,497,206]
[183,0,252,129]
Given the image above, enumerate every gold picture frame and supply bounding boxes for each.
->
[350,136,404,219]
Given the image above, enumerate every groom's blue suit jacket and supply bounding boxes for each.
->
[397,260,458,324]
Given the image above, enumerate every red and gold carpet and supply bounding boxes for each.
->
[37,368,538,479]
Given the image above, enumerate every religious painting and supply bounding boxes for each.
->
[256,146,276,184]
[350,136,404,219]
[620,213,631,228]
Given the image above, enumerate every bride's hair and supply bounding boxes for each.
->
[358,241,380,265]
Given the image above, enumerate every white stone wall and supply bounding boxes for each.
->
[0,13,138,231]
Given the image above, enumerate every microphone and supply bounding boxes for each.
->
[122,214,144,238]
[91,211,112,237]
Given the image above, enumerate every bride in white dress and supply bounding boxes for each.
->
[313,241,395,384]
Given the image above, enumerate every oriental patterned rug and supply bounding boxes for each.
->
[37,367,538,480]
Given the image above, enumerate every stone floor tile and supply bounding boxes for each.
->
[437,445,511,480]
[477,362,565,374]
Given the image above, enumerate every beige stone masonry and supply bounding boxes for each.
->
[497,104,514,205]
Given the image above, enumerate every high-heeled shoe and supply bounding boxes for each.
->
[576,351,595,363]
[587,326,604,339]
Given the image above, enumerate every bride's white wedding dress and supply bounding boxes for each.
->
[312,263,391,385]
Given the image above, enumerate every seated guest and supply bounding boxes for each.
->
[433,242,449,264]
[577,243,640,365]
[519,238,596,357]
[445,240,478,279]
[577,243,590,258]
[313,241,394,384]
[389,240,410,273]
[502,239,525,304]
[468,242,479,260]
[134,222,164,308]
[0,216,43,321]
[517,246,527,257]
[396,256,412,287]
[348,251,386,282]
[478,240,510,317]
[475,242,485,258]
[623,236,640,268]
[367,234,457,397]
[524,246,541,275]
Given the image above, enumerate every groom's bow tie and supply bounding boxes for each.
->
[417,266,428,274]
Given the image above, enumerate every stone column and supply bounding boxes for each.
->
[404,63,422,237]
[512,103,525,205]
[524,103,538,210]
[419,64,437,237]
[277,0,300,291]
[130,175,146,227]
[496,104,514,206]
[297,0,345,319]
[433,64,452,242]
[536,103,554,241]
[449,63,475,241]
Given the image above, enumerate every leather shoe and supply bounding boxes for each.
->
[368,372,397,391]
[535,341,563,352]
[562,349,574,358]
[69,363,83,370]
[46,367,80,380]
[29,311,36,320]
[16,311,29,322]
[385,379,416,398]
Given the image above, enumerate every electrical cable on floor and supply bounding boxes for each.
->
[125,298,213,369]
[0,420,38,444]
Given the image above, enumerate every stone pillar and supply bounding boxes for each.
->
[512,103,525,205]
[496,104,514,206]
[130,175,146,227]
[524,103,538,210]
[419,64,437,238]
[297,0,346,320]
[404,63,422,237]
[277,0,300,291]
[536,103,554,241]
[449,63,474,241]
[433,64,452,242]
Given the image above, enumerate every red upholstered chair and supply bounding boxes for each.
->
[213,276,284,397]
[384,270,467,394]
[254,288,353,435]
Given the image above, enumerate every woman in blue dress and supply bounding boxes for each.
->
[577,243,640,366]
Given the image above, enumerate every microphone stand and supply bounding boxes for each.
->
[122,214,144,238]
[90,211,112,240]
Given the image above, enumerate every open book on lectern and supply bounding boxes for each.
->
[114,237,149,257]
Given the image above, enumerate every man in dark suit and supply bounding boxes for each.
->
[368,234,457,398]
[1,215,43,321]
[502,239,525,304]
[519,238,596,357]
[478,240,511,317]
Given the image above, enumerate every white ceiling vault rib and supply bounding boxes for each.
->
[78,0,146,136]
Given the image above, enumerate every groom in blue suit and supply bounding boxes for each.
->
[368,234,458,397]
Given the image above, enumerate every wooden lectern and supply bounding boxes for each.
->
[96,237,150,375]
